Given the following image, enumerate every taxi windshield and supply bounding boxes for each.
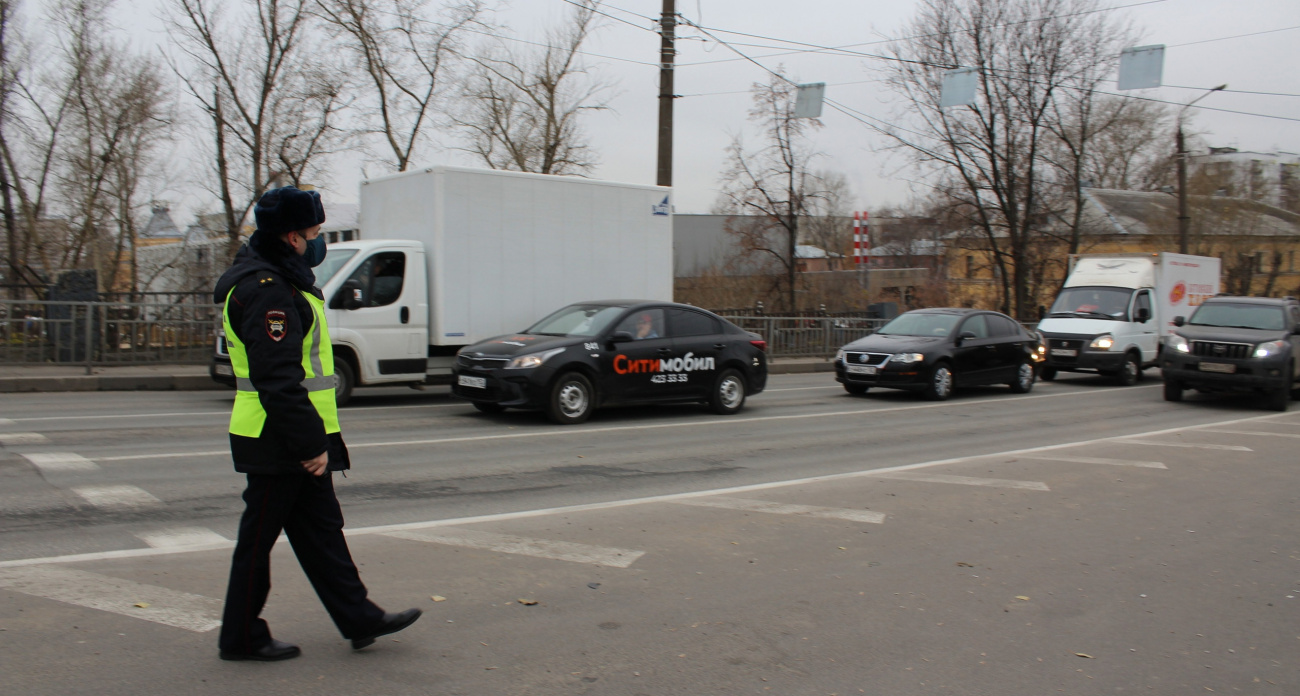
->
[877,313,961,337]
[526,304,626,337]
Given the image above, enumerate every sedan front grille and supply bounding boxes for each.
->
[844,352,890,366]
[456,355,509,369]
[1191,341,1252,360]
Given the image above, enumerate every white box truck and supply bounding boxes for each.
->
[213,166,673,403]
[1036,252,1221,385]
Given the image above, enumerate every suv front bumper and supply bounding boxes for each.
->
[1161,352,1289,391]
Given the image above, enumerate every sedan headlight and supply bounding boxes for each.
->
[1089,334,1115,350]
[835,348,846,363]
[1167,334,1189,353]
[891,353,924,364]
[1254,340,1287,359]
[505,347,565,369]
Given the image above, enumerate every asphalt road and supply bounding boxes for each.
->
[1,371,1297,695]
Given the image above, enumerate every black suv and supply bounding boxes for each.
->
[1161,295,1300,411]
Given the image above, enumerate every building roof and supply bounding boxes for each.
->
[1083,188,1300,238]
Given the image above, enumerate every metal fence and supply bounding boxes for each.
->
[0,300,222,372]
[720,315,890,358]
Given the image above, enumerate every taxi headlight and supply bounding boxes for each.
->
[1254,340,1287,359]
[1167,334,1190,353]
[1089,334,1115,351]
[506,347,565,369]
[891,352,924,364]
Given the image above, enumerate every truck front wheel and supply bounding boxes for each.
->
[334,359,355,407]
[547,372,594,424]
[1116,353,1142,386]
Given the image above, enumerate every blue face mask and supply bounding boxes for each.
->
[302,236,327,267]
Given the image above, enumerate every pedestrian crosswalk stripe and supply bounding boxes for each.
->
[672,497,886,524]
[1203,429,1300,439]
[869,471,1050,491]
[383,528,645,568]
[20,452,99,472]
[1119,440,1252,451]
[0,432,49,445]
[1018,454,1167,469]
[72,485,162,509]
[137,528,228,549]
[0,565,221,632]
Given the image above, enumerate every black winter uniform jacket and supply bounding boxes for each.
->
[213,244,350,475]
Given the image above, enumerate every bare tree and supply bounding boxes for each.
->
[800,170,853,270]
[165,0,349,261]
[884,0,1133,319]
[315,0,484,173]
[454,0,609,174]
[716,72,837,312]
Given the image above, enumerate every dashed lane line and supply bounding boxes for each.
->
[1117,440,1252,451]
[0,432,49,445]
[0,566,221,632]
[82,386,1160,463]
[382,528,645,568]
[1203,429,1300,439]
[1017,454,1167,469]
[72,485,162,509]
[2,410,1294,570]
[137,527,228,549]
[20,452,99,472]
[672,496,886,523]
[1,402,466,423]
[868,471,1051,491]
[0,418,14,426]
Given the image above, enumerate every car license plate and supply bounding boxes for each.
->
[458,375,487,389]
[846,364,878,375]
[1199,362,1235,374]
[214,364,233,376]
[1050,348,1077,357]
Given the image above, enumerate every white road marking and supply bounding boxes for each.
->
[673,496,886,523]
[765,386,842,392]
[1017,454,1167,469]
[1203,429,1300,439]
[0,566,221,632]
[72,485,162,509]
[869,471,1050,491]
[382,528,644,568]
[86,387,1161,463]
[1118,440,1252,452]
[2,410,1292,570]
[7,402,462,423]
[20,452,99,472]
[0,418,15,425]
[0,432,49,445]
[137,528,228,549]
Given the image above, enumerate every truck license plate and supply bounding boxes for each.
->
[458,375,487,389]
[1199,362,1235,374]
[1050,348,1077,357]
[846,365,877,375]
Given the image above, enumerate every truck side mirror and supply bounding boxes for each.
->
[1135,307,1150,323]
[337,279,364,310]
[1172,316,1185,327]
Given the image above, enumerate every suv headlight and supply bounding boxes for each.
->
[1089,334,1115,350]
[1254,340,1287,358]
[506,347,565,369]
[891,353,924,364]
[1167,334,1190,353]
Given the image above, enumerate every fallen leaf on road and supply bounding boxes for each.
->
[1075,653,1094,659]
[956,562,974,567]
[133,603,149,609]
[431,595,446,602]
[1016,596,1030,601]
[517,598,538,606]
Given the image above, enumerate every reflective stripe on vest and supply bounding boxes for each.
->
[223,286,341,439]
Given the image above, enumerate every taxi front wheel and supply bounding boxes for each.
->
[709,369,747,415]
[547,372,594,424]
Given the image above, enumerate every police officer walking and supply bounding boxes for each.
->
[214,186,420,661]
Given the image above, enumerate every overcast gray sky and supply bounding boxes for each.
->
[103,0,1300,217]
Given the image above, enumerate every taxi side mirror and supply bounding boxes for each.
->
[609,331,634,344]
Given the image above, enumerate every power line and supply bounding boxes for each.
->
[1164,84,1300,99]
[555,0,658,33]
[1167,24,1300,48]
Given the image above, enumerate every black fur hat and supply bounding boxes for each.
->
[253,186,326,236]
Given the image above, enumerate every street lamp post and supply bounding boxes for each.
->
[1176,84,1226,254]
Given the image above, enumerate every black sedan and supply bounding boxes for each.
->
[834,308,1043,400]
[451,301,768,424]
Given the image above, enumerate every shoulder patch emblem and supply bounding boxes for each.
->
[265,310,287,341]
[258,275,275,285]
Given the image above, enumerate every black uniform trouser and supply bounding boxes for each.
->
[218,471,384,653]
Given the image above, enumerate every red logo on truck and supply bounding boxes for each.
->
[1169,282,1186,305]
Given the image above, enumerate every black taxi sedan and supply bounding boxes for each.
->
[834,308,1043,400]
[451,301,768,424]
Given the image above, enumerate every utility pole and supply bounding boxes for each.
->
[655,0,675,188]
[1175,84,1226,255]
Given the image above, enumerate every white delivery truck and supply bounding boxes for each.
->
[213,166,673,403]
[1036,252,1220,385]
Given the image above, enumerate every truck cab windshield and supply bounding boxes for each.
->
[315,248,358,286]
[1049,286,1132,320]
[526,304,625,337]
[1188,303,1286,331]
